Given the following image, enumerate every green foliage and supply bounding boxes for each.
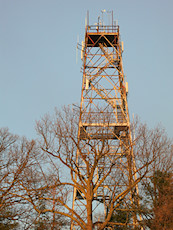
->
[141,170,173,229]
[110,210,129,225]
[109,204,131,230]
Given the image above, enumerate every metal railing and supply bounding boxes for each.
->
[87,25,119,33]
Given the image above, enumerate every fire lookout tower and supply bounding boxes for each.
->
[71,12,140,229]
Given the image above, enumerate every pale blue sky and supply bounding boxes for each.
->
[0,0,173,138]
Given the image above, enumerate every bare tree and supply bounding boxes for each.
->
[0,128,45,229]
[0,128,20,229]
[133,121,173,229]
[17,151,70,230]
[0,127,69,229]
[1,112,172,229]
[35,107,166,229]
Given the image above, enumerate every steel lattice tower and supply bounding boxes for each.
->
[71,12,140,229]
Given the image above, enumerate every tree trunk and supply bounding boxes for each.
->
[86,197,93,230]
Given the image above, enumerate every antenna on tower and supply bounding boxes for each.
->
[107,10,112,25]
[101,9,106,25]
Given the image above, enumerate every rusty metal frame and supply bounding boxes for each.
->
[71,14,140,229]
